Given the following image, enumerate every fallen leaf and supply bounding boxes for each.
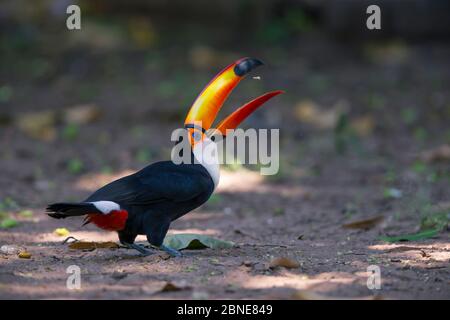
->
[379,229,440,243]
[68,241,119,250]
[420,250,431,258]
[269,257,300,269]
[294,100,337,129]
[54,228,70,237]
[19,210,33,218]
[15,110,56,141]
[419,144,450,163]
[350,115,375,136]
[0,218,19,229]
[160,281,190,293]
[342,216,384,230]
[63,104,101,125]
[294,99,349,130]
[163,234,234,251]
[18,251,31,259]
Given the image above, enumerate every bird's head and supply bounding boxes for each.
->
[184,57,284,147]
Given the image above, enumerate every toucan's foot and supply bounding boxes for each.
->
[123,242,153,256]
[158,245,182,257]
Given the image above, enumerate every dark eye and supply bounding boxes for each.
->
[192,131,202,142]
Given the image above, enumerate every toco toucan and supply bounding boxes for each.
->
[47,57,283,257]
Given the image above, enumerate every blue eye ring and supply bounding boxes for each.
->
[192,131,202,142]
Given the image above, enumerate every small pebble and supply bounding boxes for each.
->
[1,245,21,255]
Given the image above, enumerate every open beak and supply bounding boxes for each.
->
[214,90,284,136]
[184,57,283,144]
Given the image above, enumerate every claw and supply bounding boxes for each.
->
[123,242,153,256]
[158,245,182,257]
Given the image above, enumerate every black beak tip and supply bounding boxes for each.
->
[234,57,264,76]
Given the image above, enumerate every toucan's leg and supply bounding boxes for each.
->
[158,244,182,257]
[145,217,181,257]
[118,230,152,256]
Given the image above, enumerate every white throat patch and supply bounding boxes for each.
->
[192,138,220,188]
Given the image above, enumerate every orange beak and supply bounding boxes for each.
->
[215,90,284,135]
[184,57,283,144]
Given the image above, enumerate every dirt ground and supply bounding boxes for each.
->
[0,35,449,299]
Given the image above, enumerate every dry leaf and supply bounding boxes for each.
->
[350,115,375,136]
[419,144,450,163]
[18,251,31,259]
[342,216,384,230]
[63,104,101,125]
[269,257,300,269]
[160,281,190,293]
[293,100,347,130]
[68,241,119,250]
[16,110,56,141]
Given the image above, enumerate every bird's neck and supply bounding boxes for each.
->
[192,139,220,189]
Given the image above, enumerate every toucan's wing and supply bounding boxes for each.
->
[85,161,213,206]
[134,162,213,204]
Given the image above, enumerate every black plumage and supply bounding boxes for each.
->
[47,161,214,253]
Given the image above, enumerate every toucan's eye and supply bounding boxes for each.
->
[192,131,202,142]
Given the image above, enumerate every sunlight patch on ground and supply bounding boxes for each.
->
[235,271,355,290]
[217,170,264,192]
[168,228,220,236]
[369,242,450,251]
[38,228,221,243]
[39,230,119,243]
[368,242,450,262]
[178,212,223,221]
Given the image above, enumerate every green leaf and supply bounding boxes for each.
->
[1,218,19,229]
[379,229,440,243]
[67,158,84,174]
[163,234,234,251]
[62,123,79,141]
[19,210,33,218]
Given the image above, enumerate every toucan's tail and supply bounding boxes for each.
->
[46,202,101,219]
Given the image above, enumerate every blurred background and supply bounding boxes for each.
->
[0,0,449,300]
[0,0,449,235]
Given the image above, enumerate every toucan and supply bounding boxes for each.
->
[47,57,283,257]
